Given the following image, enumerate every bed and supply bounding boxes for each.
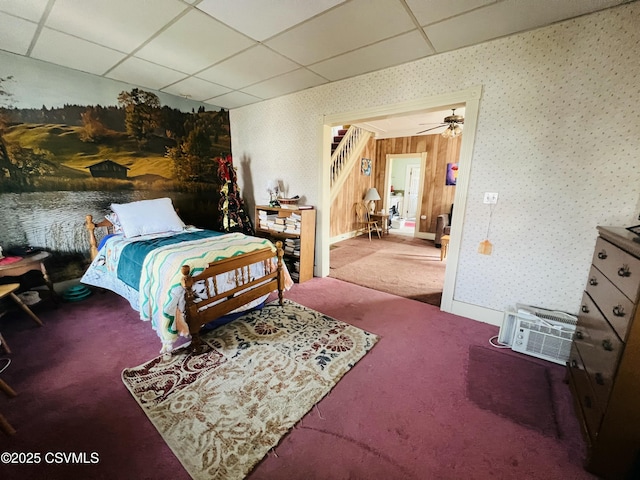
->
[81,197,290,354]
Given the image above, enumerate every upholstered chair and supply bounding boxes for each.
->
[435,204,453,248]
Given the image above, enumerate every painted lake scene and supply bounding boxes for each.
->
[0,79,230,280]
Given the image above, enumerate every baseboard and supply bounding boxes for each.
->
[449,299,503,327]
[330,231,360,244]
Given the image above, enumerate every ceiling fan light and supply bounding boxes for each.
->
[441,124,462,139]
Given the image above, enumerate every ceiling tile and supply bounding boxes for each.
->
[162,76,231,102]
[31,28,126,75]
[309,31,433,81]
[0,12,38,55]
[265,0,416,65]
[425,0,627,52]
[106,57,188,91]
[241,68,328,99]
[46,0,187,53]
[404,0,495,26]
[0,0,49,22]
[205,91,262,109]
[135,8,256,74]
[196,0,346,41]
[196,46,299,89]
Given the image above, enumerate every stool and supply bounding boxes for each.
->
[0,377,17,435]
[440,235,450,261]
[0,283,44,327]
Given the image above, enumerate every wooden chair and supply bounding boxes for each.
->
[355,202,382,241]
[0,283,44,327]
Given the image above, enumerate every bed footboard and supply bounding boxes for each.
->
[181,241,285,353]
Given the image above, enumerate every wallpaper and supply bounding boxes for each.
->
[231,2,640,315]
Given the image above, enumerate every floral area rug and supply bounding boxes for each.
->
[121,299,379,480]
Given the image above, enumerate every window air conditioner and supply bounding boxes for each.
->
[498,304,577,365]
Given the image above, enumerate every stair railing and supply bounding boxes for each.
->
[330,126,372,198]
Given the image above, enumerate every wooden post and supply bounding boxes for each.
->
[86,215,98,260]
[275,241,284,306]
[181,265,207,355]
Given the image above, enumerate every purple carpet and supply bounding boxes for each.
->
[466,345,559,438]
[0,278,595,480]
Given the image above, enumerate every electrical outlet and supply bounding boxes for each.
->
[483,192,498,204]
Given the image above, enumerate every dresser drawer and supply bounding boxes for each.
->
[592,237,640,302]
[567,343,603,440]
[585,265,636,341]
[574,292,623,410]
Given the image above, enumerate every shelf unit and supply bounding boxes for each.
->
[254,205,316,283]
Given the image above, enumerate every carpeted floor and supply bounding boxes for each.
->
[329,234,445,306]
[122,300,378,480]
[466,345,559,438]
[0,278,595,480]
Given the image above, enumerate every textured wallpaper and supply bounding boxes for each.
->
[231,3,640,314]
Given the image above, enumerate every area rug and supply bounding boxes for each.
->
[330,235,445,306]
[121,299,379,480]
[465,345,559,438]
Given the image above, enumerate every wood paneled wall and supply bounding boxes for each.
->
[329,134,460,238]
[330,136,377,238]
[375,134,460,233]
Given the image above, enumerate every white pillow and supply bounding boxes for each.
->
[111,198,185,238]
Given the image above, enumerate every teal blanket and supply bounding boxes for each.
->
[117,230,223,290]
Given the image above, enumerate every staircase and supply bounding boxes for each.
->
[331,128,348,155]
[330,125,372,202]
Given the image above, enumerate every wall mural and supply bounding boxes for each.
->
[0,74,231,281]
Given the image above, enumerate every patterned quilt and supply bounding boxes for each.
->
[82,229,289,352]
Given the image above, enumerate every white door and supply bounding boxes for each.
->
[404,165,420,219]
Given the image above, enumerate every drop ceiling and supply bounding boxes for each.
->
[0,0,629,114]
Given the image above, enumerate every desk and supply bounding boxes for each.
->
[370,213,390,235]
[0,252,56,302]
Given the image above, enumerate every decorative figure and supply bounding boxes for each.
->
[216,155,254,235]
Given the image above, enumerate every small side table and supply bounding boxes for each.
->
[370,213,390,235]
[0,252,57,303]
[440,235,450,261]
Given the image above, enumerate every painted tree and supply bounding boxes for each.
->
[0,75,13,164]
[80,106,108,142]
[117,88,160,148]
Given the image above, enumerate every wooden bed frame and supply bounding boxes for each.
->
[85,215,285,353]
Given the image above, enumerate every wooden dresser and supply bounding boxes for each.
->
[567,226,640,479]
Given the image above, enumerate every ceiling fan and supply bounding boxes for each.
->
[416,109,464,137]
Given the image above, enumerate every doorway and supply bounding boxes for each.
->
[321,86,483,313]
[384,153,426,239]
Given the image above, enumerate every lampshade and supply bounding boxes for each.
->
[363,188,381,202]
[441,124,462,139]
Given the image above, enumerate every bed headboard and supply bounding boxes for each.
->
[85,215,114,260]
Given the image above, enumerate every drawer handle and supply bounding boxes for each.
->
[602,339,613,351]
[612,305,625,317]
[597,250,607,260]
[575,331,584,340]
[581,305,589,313]
[589,277,598,286]
[595,373,605,385]
[571,359,578,368]
[618,265,631,277]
